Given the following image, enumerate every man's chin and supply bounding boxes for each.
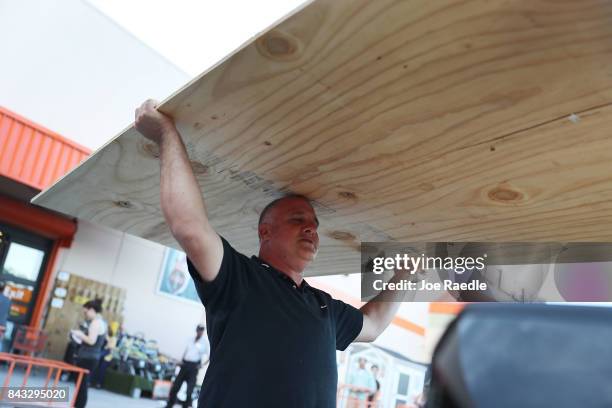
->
[297,242,317,255]
[298,248,317,262]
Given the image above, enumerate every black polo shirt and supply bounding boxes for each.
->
[187,237,363,408]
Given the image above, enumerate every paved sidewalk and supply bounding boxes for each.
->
[1,366,175,408]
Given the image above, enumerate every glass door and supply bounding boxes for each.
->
[0,222,52,344]
[393,371,411,407]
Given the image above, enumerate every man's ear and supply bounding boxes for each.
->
[258,223,271,242]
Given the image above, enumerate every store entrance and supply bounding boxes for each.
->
[0,222,53,349]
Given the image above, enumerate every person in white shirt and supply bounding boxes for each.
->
[166,324,209,408]
[346,358,377,408]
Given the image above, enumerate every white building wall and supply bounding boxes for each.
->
[0,0,189,151]
[374,324,426,363]
[60,221,124,283]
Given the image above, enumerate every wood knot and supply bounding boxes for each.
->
[190,161,209,175]
[115,200,133,209]
[488,187,523,203]
[328,231,356,241]
[142,142,160,158]
[338,191,357,200]
[257,30,301,61]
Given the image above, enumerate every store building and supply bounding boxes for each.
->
[0,106,89,349]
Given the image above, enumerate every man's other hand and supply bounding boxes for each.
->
[134,99,176,144]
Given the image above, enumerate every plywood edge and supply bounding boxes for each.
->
[31,123,135,207]
[32,0,314,208]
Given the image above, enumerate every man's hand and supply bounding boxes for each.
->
[394,264,426,283]
[355,262,425,342]
[134,99,176,145]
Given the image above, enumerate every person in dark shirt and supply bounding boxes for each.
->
[0,281,11,350]
[70,299,106,408]
[135,100,416,408]
[367,364,382,406]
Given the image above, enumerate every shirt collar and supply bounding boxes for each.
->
[251,255,310,291]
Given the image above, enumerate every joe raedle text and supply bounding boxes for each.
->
[372,278,488,292]
[368,253,489,293]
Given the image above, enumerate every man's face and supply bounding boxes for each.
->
[259,197,320,264]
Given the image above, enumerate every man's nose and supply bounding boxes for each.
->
[303,223,317,235]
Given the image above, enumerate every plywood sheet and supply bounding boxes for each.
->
[33,0,612,276]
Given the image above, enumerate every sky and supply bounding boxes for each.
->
[87,0,308,77]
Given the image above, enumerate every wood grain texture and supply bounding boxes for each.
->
[33,0,612,276]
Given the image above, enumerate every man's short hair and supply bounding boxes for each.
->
[0,281,5,291]
[257,194,312,226]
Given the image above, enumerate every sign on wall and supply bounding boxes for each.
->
[156,248,201,304]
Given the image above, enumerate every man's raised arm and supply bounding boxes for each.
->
[135,99,222,282]
[355,270,419,342]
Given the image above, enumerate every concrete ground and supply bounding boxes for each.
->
[0,365,179,408]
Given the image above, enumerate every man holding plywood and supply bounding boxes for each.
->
[135,99,414,408]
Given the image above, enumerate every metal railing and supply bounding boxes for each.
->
[12,325,48,356]
[0,352,89,407]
